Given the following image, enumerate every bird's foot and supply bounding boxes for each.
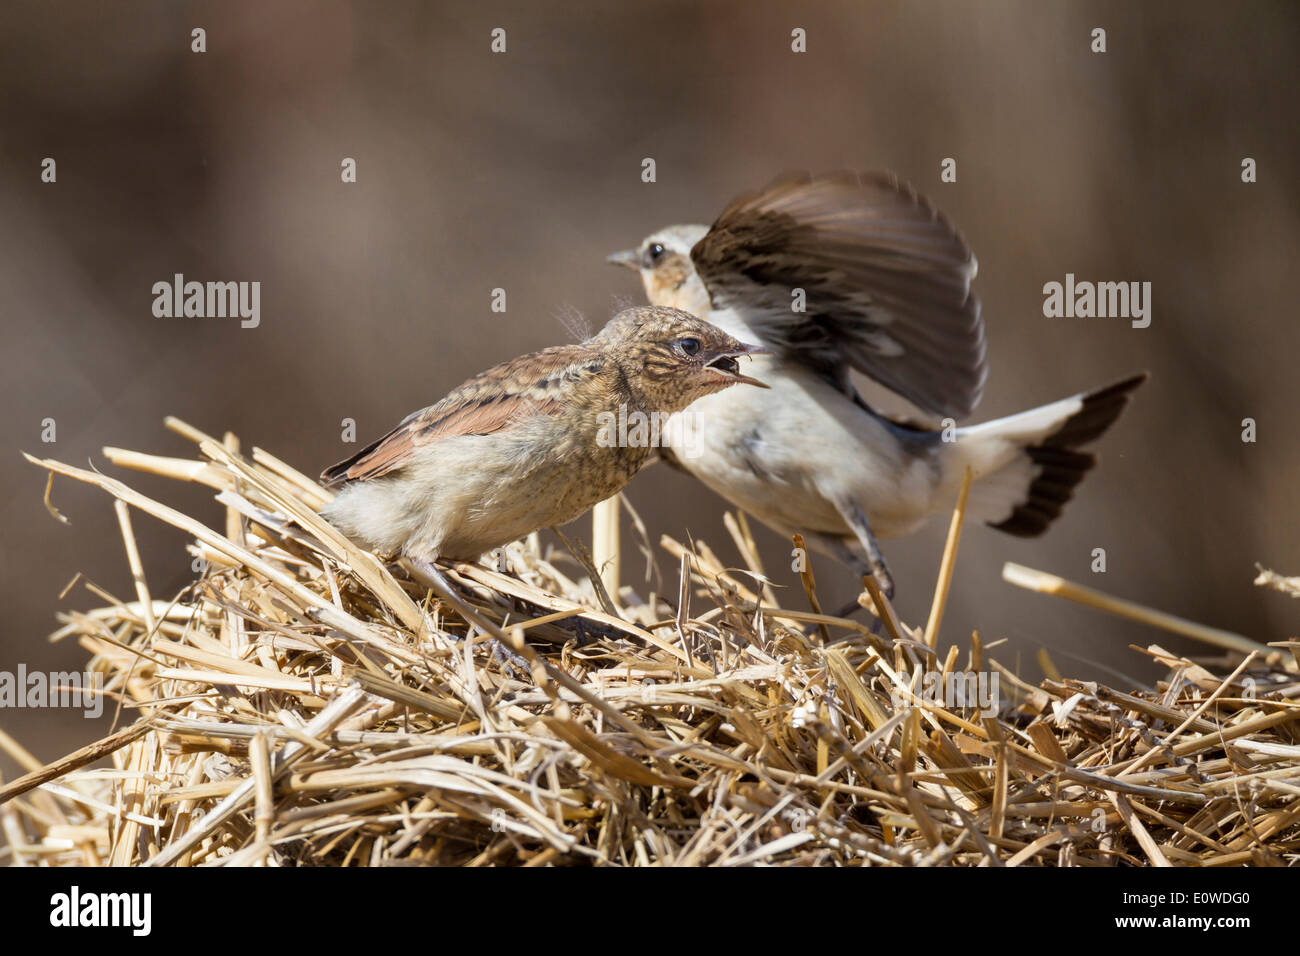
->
[489,638,529,680]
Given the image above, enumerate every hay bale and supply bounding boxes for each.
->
[4,420,1298,866]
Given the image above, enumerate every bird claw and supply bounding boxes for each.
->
[490,639,529,680]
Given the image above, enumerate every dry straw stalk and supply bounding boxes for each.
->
[3,422,1298,866]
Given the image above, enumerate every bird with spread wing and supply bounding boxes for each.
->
[608,171,1145,601]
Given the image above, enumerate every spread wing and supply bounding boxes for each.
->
[320,344,598,486]
[691,171,987,419]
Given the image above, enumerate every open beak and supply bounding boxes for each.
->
[605,249,641,271]
[703,341,771,389]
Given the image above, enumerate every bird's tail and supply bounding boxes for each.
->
[952,373,1147,537]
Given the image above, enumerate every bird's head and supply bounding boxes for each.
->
[593,306,768,413]
[606,226,712,314]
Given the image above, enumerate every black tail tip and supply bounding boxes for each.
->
[990,371,1147,538]
[1041,371,1147,451]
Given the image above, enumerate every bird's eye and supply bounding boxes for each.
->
[645,242,666,266]
[677,337,701,356]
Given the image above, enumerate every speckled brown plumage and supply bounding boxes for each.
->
[320,305,765,562]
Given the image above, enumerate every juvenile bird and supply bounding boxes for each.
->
[608,171,1145,599]
[319,306,766,577]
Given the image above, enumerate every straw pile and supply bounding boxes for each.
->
[3,420,1298,866]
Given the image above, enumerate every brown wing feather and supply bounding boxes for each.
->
[320,344,598,487]
[691,171,987,419]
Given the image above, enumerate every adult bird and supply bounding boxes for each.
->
[607,171,1144,600]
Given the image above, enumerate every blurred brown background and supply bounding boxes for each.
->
[2,0,1297,770]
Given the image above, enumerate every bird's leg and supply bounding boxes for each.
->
[489,641,529,681]
[809,501,897,639]
[803,532,884,637]
[404,557,529,676]
[405,557,474,621]
[831,595,870,622]
[829,501,895,601]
